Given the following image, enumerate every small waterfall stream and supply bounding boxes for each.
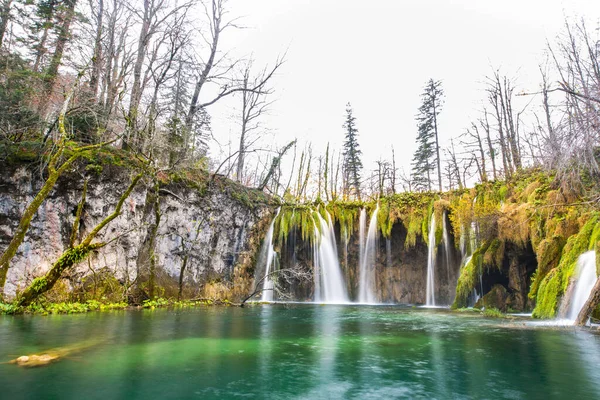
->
[313,211,350,303]
[260,209,280,302]
[442,211,451,282]
[426,213,436,306]
[358,205,379,303]
[566,251,598,322]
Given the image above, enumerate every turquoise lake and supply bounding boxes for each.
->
[1,304,599,399]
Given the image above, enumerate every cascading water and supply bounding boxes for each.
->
[313,211,349,303]
[260,209,280,302]
[442,211,451,282]
[566,251,598,322]
[358,205,379,303]
[426,213,436,306]
[359,208,366,269]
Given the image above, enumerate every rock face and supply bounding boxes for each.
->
[0,163,272,301]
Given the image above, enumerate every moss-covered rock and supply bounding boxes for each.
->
[475,284,509,312]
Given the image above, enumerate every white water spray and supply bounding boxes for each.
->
[426,213,436,306]
[260,209,280,301]
[442,211,451,282]
[566,251,598,322]
[313,211,349,303]
[358,206,379,303]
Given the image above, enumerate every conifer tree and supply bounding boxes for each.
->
[411,79,444,191]
[342,102,362,200]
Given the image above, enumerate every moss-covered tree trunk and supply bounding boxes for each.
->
[0,67,92,297]
[16,243,103,307]
[14,173,143,308]
[0,157,76,294]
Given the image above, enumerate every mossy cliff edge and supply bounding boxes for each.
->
[269,169,599,316]
[0,147,275,306]
[2,143,599,318]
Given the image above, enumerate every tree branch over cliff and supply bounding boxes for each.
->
[0,69,114,297]
[15,172,144,308]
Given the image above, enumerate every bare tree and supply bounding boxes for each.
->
[241,266,312,306]
[235,59,276,183]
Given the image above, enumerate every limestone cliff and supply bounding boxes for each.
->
[0,162,273,301]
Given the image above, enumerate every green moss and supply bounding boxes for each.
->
[483,307,507,318]
[559,215,599,292]
[483,239,505,269]
[532,268,562,318]
[452,241,491,309]
[377,200,393,239]
[596,240,600,276]
[532,214,600,319]
[529,236,566,299]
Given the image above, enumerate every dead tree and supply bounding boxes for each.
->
[240,266,312,306]
[235,60,276,183]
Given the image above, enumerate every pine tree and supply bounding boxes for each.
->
[411,115,435,191]
[411,79,444,191]
[342,102,363,200]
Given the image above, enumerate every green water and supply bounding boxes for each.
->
[1,305,599,399]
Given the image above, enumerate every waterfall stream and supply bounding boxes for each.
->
[426,213,436,306]
[442,211,451,282]
[260,209,280,302]
[313,211,350,303]
[358,206,379,303]
[566,251,598,322]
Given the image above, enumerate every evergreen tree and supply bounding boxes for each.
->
[342,102,363,200]
[411,79,444,191]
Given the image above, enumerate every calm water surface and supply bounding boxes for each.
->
[1,304,599,399]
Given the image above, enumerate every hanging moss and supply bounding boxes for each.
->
[326,202,359,240]
[483,239,505,269]
[403,213,422,249]
[421,201,434,246]
[529,236,566,299]
[497,203,532,247]
[452,241,492,309]
[559,215,599,292]
[532,268,562,319]
[377,200,393,239]
[448,192,475,248]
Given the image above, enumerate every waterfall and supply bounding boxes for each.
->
[313,211,349,303]
[359,208,366,271]
[426,213,436,306]
[566,251,598,322]
[442,211,451,282]
[260,209,280,302]
[358,205,379,303]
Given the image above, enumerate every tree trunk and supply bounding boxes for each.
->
[89,0,104,99]
[125,0,151,149]
[184,0,221,143]
[16,243,103,307]
[15,172,143,307]
[0,0,12,49]
[44,0,77,101]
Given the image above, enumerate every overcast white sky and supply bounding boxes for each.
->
[208,0,600,188]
